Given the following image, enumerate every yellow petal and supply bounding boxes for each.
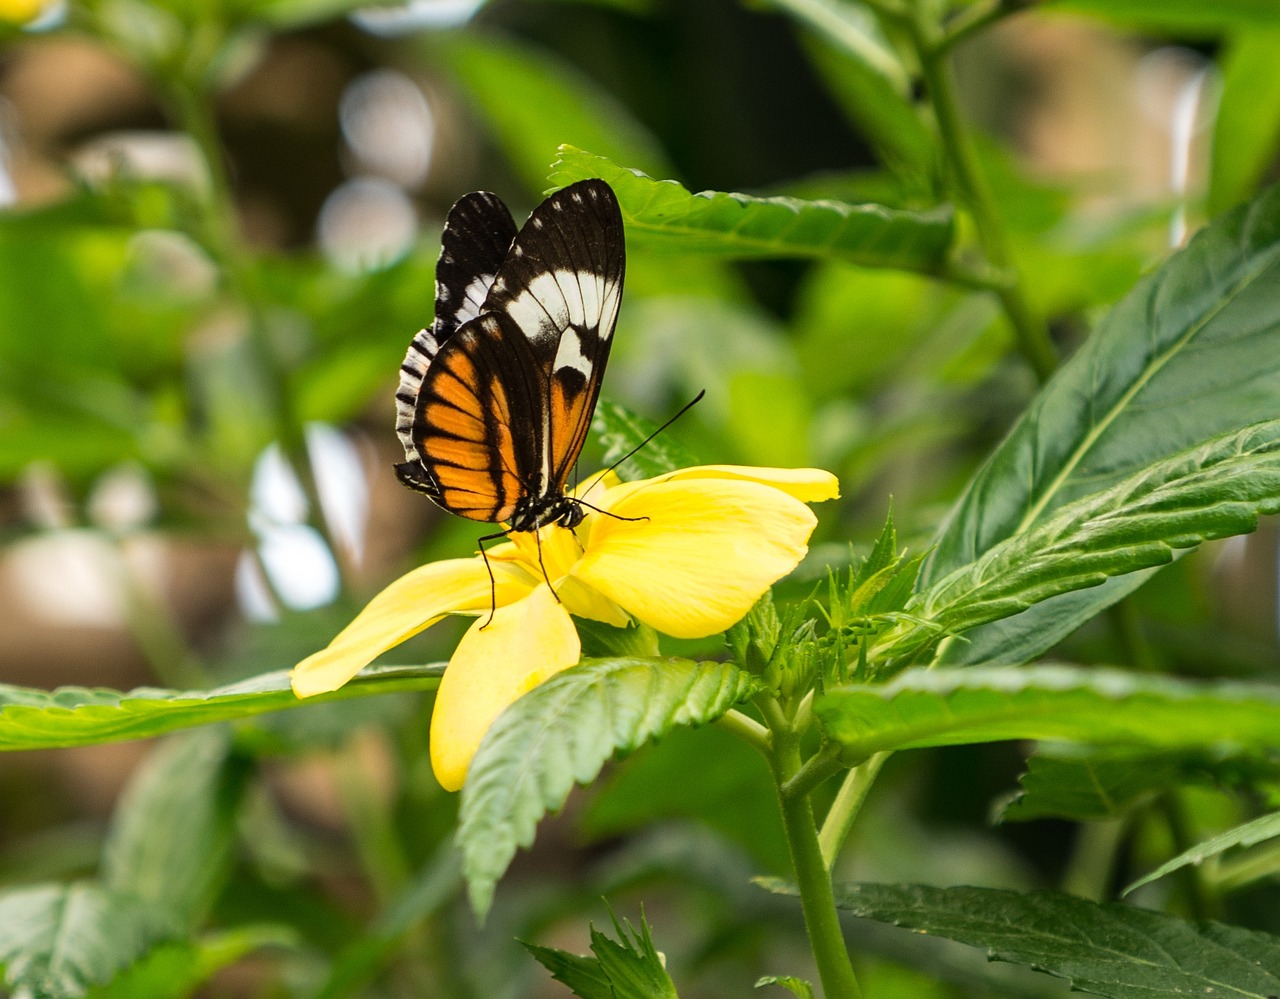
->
[429,584,581,791]
[290,558,535,698]
[556,574,633,627]
[644,464,840,503]
[573,478,818,638]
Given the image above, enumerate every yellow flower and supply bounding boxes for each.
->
[291,465,838,790]
[0,0,50,24]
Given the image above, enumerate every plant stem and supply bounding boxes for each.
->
[819,752,889,869]
[716,708,772,754]
[905,1,1058,382]
[768,704,862,998]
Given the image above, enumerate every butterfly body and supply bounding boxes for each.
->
[394,179,625,538]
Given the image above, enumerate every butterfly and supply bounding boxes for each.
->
[393,179,625,545]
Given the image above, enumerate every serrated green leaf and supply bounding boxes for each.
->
[1209,30,1280,215]
[523,942,614,999]
[1126,811,1280,897]
[593,397,701,481]
[459,657,760,917]
[762,879,1280,998]
[434,36,668,196]
[922,183,1280,666]
[549,147,954,272]
[0,664,441,751]
[815,664,1280,760]
[887,420,1280,660]
[999,750,1184,823]
[525,915,679,999]
[0,883,182,999]
[101,729,248,927]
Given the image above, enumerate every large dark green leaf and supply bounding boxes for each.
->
[815,664,1280,760]
[921,184,1280,665]
[884,420,1280,661]
[548,147,954,273]
[0,665,441,750]
[0,884,181,999]
[763,880,1280,998]
[458,657,760,917]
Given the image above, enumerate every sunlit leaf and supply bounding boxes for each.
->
[459,657,760,917]
[762,879,1280,998]
[549,146,954,272]
[0,884,181,999]
[921,183,1280,665]
[1126,811,1280,896]
[0,665,441,751]
[816,664,1280,760]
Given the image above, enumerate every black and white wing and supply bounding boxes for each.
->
[395,192,517,469]
[476,178,625,499]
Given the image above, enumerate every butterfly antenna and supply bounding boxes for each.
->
[598,389,706,485]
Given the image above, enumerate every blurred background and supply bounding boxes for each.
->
[0,0,1276,995]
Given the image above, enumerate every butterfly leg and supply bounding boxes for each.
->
[531,526,563,605]
[476,528,512,629]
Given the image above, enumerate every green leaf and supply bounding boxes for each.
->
[764,879,1280,998]
[921,184,1280,665]
[1209,31,1280,215]
[548,146,954,273]
[593,397,701,481]
[524,914,679,999]
[998,749,1188,823]
[101,729,248,927]
[756,974,815,999]
[459,657,760,917]
[89,925,295,999]
[889,420,1280,660]
[0,883,181,999]
[0,664,442,751]
[1047,0,1280,32]
[1126,811,1280,897]
[815,664,1280,761]
[434,35,668,196]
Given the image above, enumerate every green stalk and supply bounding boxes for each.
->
[818,752,889,869]
[904,1,1058,382]
[768,703,862,998]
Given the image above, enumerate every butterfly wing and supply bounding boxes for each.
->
[479,178,625,496]
[413,179,626,523]
[395,192,517,474]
